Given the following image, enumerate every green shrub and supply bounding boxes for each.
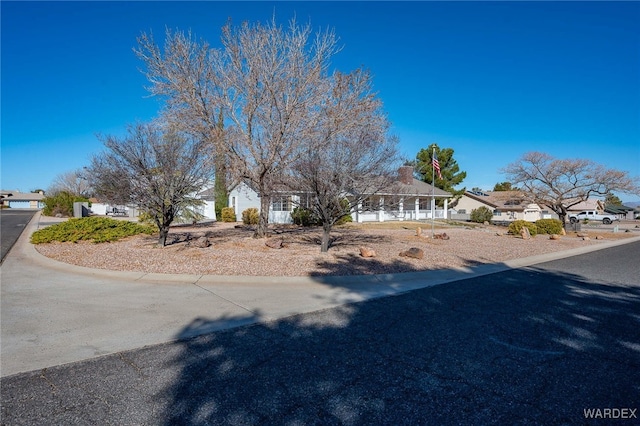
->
[535,218,563,235]
[31,217,155,244]
[137,211,155,226]
[242,208,259,225]
[508,220,538,237]
[335,199,353,226]
[221,207,236,222]
[470,206,493,223]
[291,207,320,227]
[42,191,90,217]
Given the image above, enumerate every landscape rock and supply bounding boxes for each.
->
[416,227,422,237]
[193,236,211,248]
[582,236,591,241]
[549,234,560,240]
[577,233,589,238]
[433,232,450,240]
[265,238,284,249]
[520,227,531,240]
[595,235,604,240]
[399,247,424,259]
[359,247,376,258]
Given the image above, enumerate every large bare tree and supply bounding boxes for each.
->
[292,69,400,252]
[135,29,228,219]
[218,18,339,237]
[89,122,213,246]
[502,152,639,225]
[135,18,340,238]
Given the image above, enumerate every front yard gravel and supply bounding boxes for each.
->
[34,221,635,277]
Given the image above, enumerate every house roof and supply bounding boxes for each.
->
[378,178,451,198]
[228,172,453,198]
[2,191,45,201]
[565,199,603,211]
[604,205,635,214]
[462,190,533,211]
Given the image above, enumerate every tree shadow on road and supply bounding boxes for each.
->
[154,264,640,425]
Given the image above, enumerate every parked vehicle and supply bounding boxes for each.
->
[569,210,619,225]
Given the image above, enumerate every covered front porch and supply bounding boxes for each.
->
[351,196,449,223]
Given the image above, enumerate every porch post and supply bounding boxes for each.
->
[443,198,448,219]
[415,198,420,220]
[399,197,404,221]
[357,201,363,223]
[379,197,385,222]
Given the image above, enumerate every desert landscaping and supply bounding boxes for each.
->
[34,219,638,277]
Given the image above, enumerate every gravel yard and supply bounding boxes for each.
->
[34,220,637,277]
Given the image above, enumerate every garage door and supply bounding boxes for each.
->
[8,201,31,209]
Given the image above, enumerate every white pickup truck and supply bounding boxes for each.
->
[568,210,619,225]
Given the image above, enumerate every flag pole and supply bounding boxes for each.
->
[431,145,435,238]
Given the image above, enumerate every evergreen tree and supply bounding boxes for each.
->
[415,145,466,203]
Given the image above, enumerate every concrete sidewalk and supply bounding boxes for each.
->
[2,212,639,377]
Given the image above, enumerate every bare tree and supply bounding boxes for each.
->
[135,18,339,238]
[218,17,340,237]
[135,28,229,219]
[48,169,92,197]
[502,152,639,225]
[292,69,400,252]
[88,123,213,246]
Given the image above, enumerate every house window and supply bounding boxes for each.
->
[361,197,373,211]
[458,209,466,214]
[419,199,431,210]
[272,196,291,212]
[493,210,502,216]
[298,193,313,209]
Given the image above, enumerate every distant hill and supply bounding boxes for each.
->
[623,201,640,208]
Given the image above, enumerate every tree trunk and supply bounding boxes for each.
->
[255,194,270,238]
[320,222,332,253]
[158,226,169,246]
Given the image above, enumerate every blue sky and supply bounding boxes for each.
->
[2,1,639,200]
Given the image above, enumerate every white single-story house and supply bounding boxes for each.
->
[454,190,554,223]
[228,166,453,224]
[193,187,217,221]
[1,190,45,209]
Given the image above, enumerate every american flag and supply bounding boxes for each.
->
[432,153,443,180]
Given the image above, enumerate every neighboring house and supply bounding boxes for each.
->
[604,204,636,221]
[565,199,604,214]
[194,187,217,221]
[455,190,553,223]
[0,190,45,209]
[227,166,453,224]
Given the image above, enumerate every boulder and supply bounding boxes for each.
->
[359,247,376,258]
[193,236,211,248]
[265,238,284,249]
[582,236,591,241]
[399,247,424,259]
[577,232,589,238]
[520,227,531,240]
[434,232,450,240]
[416,227,422,237]
[595,235,604,240]
[549,234,560,240]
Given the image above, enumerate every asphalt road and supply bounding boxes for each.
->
[1,242,639,425]
[0,210,36,264]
